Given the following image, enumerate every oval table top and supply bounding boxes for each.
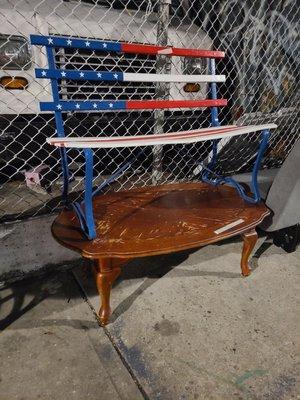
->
[52,182,269,259]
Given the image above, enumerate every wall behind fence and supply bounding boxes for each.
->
[0,0,299,223]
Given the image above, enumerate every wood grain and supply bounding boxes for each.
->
[52,182,269,259]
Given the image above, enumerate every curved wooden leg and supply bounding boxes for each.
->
[241,229,258,277]
[93,258,128,325]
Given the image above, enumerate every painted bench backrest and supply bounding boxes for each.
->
[31,34,226,135]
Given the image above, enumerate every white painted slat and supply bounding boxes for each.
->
[46,123,277,149]
[123,72,226,83]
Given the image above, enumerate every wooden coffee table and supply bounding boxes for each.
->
[52,182,269,325]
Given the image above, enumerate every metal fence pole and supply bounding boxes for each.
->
[151,0,172,184]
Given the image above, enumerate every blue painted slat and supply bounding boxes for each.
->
[201,58,220,186]
[40,100,127,112]
[208,58,220,127]
[248,129,270,202]
[83,149,97,239]
[30,34,122,53]
[45,46,70,204]
[35,68,124,82]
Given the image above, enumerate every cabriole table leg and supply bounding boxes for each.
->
[93,257,130,325]
[241,229,258,277]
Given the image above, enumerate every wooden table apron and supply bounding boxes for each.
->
[52,182,270,325]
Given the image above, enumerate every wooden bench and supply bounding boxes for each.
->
[31,34,276,325]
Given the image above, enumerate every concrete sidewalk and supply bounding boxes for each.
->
[1,237,299,400]
[75,237,300,400]
[0,271,143,400]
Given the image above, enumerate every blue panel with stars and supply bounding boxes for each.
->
[35,68,124,82]
[30,34,122,53]
[40,101,127,112]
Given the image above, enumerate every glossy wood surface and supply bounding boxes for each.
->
[52,182,269,259]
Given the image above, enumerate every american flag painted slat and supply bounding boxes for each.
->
[35,68,226,83]
[30,34,225,59]
[46,124,277,149]
[40,99,228,112]
[48,126,238,146]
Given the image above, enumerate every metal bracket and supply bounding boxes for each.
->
[202,129,270,204]
[71,149,96,240]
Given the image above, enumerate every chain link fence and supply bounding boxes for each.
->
[0,0,299,222]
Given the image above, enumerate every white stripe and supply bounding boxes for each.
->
[123,72,226,83]
[46,123,277,149]
[157,48,173,55]
[214,219,245,234]
[50,126,235,142]
[47,125,236,147]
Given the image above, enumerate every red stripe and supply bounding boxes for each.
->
[49,126,241,146]
[126,99,227,110]
[122,43,225,59]
[92,126,241,143]
[170,48,225,58]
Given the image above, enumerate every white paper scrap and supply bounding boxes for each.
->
[214,219,245,234]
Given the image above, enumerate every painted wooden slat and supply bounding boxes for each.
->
[46,124,277,148]
[48,125,237,146]
[40,100,127,112]
[40,99,228,112]
[123,73,226,83]
[30,34,122,52]
[122,43,225,58]
[35,69,124,82]
[126,99,227,110]
[35,69,226,83]
[30,35,225,59]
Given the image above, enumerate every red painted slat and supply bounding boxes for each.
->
[122,43,225,59]
[126,99,227,110]
[169,48,225,58]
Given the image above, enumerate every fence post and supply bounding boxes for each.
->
[152,0,171,184]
